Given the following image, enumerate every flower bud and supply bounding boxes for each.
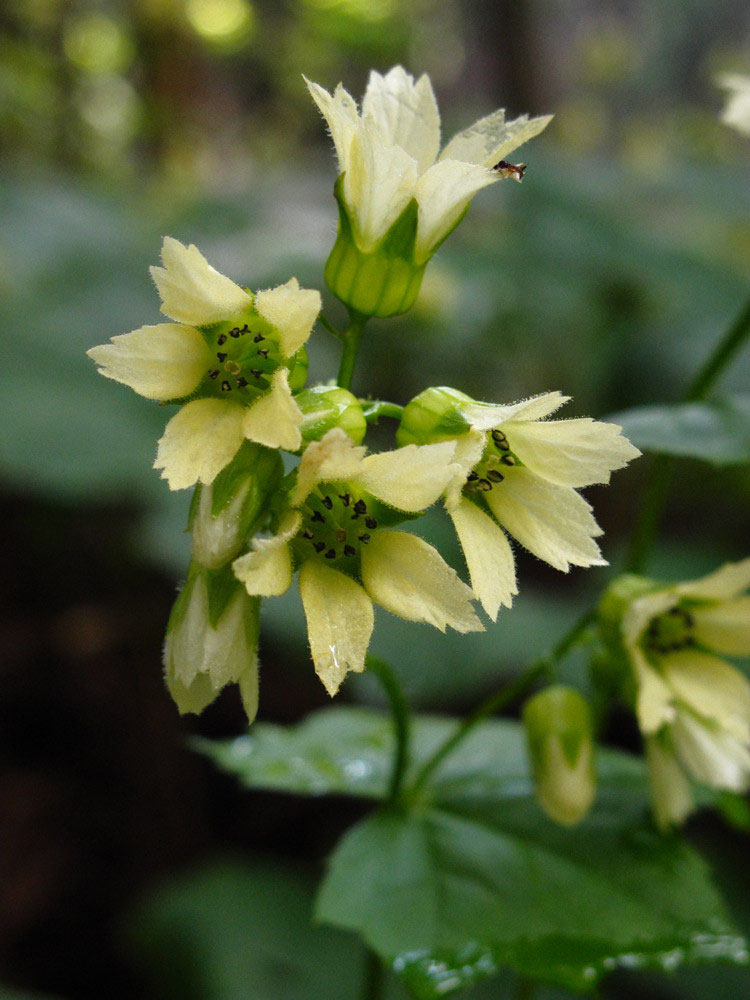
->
[190,442,283,570]
[325,181,426,318]
[163,564,260,722]
[296,385,367,445]
[396,386,474,447]
[523,685,596,826]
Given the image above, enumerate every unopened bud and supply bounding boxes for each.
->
[190,442,283,570]
[523,685,596,826]
[296,385,367,445]
[396,386,474,447]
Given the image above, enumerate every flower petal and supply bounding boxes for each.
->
[358,440,457,512]
[255,278,321,360]
[460,392,570,431]
[242,368,302,452]
[677,558,750,602]
[449,498,517,620]
[440,110,553,167]
[672,710,750,792]
[644,737,694,831]
[692,596,750,656]
[485,468,605,572]
[505,417,641,488]
[293,428,366,506]
[661,649,750,743]
[232,512,300,597]
[414,159,497,263]
[361,529,482,633]
[632,646,676,734]
[444,431,486,509]
[87,323,211,400]
[150,237,252,326]
[361,66,440,173]
[621,588,677,647]
[298,560,374,696]
[155,399,245,490]
[345,127,419,251]
[304,78,359,174]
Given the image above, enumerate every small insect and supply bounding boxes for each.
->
[492,160,526,182]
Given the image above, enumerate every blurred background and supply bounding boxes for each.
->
[1,0,749,997]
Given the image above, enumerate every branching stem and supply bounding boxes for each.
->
[337,311,368,390]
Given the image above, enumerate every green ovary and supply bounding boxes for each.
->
[645,606,695,654]
[197,313,283,401]
[297,485,378,567]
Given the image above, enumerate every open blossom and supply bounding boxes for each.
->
[306,65,552,265]
[232,428,482,696]
[87,237,321,490]
[717,73,750,136]
[616,560,750,830]
[398,387,640,620]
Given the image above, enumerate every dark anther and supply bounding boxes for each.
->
[501,455,515,466]
[322,496,333,509]
[477,479,492,491]
[257,348,269,359]
[313,541,325,553]
[230,328,241,338]
[311,510,325,523]
[467,471,479,482]
[358,533,370,543]
[253,333,265,343]
[325,549,336,559]
[221,381,232,392]
[335,529,346,543]
[492,429,508,448]
[339,493,351,506]
[344,545,356,557]
[353,499,367,514]
[250,369,263,378]
[217,333,227,346]
[217,352,228,362]
[208,370,219,379]
[365,516,377,529]
[487,469,504,482]
[303,528,314,539]
[236,376,248,387]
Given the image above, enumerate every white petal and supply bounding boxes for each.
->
[661,649,750,743]
[717,73,750,137]
[692,597,750,656]
[344,127,419,251]
[164,667,218,716]
[304,78,359,174]
[87,323,211,400]
[677,558,750,602]
[449,498,517,620]
[444,431,487,509]
[361,66,440,173]
[358,440,457,512]
[232,512,300,597]
[255,278,321,360]
[484,468,605,572]
[155,399,245,491]
[293,428,366,506]
[672,711,750,792]
[645,737,694,831]
[460,391,570,431]
[298,560,374,696]
[622,589,678,648]
[505,418,641,488]
[440,110,553,167]
[361,530,482,633]
[414,159,497,263]
[242,368,302,452]
[192,478,252,570]
[150,237,252,326]
[632,646,676,734]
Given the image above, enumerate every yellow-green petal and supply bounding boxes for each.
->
[661,649,750,743]
[242,368,303,452]
[692,596,750,656]
[155,398,245,491]
[255,278,321,360]
[232,512,300,597]
[150,236,252,326]
[358,440,456,512]
[449,498,517,620]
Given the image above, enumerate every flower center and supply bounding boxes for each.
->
[464,428,521,494]
[298,486,378,565]
[645,606,695,655]
[199,314,283,401]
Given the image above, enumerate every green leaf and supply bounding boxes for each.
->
[607,396,750,465]
[200,708,747,994]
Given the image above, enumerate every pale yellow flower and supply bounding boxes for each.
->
[233,429,482,696]
[306,66,552,264]
[717,73,750,137]
[88,237,320,489]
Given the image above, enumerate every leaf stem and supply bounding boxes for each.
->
[362,948,385,1000]
[367,656,412,805]
[319,313,344,340]
[626,294,750,573]
[337,311,367,390]
[362,400,405,423]
[409,610,595,796]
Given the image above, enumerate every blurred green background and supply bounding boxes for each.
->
[1,0,749,997]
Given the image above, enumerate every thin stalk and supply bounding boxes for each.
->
[409,609,594,796]
[337,311,367,390]
[362,948,385,1000]
[367,656,411,804]
[319,313,344,340]
[626,294,750,573]
[362,400,405,423]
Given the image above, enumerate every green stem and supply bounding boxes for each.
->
[362,400,405,423]
[367,656,411,804]
[362,948,385,1000]
[319,313,344,340]
[409,609,594,796]
[626,294,750,573]
[337,311,367,390]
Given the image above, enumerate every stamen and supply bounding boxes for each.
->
[236,376,248,387]
[365,516,377,529]
[477,479,492,491]
[313,541,325,553]
[467,472,479,482]
[208,370,219,379]
[250,369,263,379]
[257,348,269,359]
[230,327,242,338]
[325,549,336,559]
[353,499,367,515]
[302,528,314,540]
[339,493,351,506]
[221,381,232,392]
[253,333,265,343]
[311,510,325,523]
[501,455,515,466]
[322,496,333,509]
[487,469,504,482]
[217,352,228,363]
[358,533,370,543]
[217,334,227,346]
[344,545,356,557]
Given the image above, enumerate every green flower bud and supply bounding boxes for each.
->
[163,563,260,722]
[523,685,596,826]
[396,386,474,447]
[296,385,367,445]
[288,346,309,393]
[325,179,426,318]
[190,442,284,570]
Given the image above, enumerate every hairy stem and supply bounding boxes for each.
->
[367,656,412,805]
[626,295,750,573]
[337,311,367,390]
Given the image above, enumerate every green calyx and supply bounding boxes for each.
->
[325,177,426,318]
[295,385,367,445]
[396,386,474,447]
